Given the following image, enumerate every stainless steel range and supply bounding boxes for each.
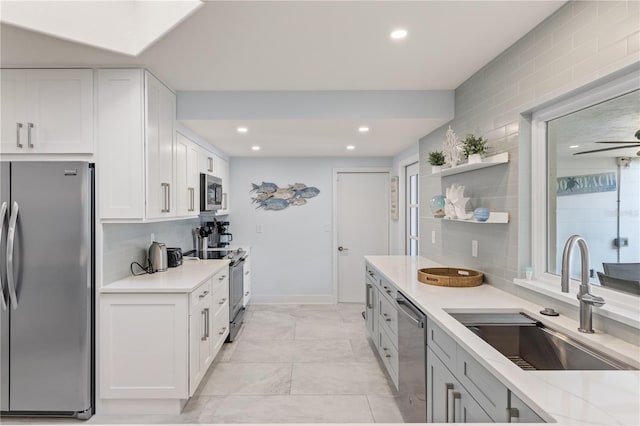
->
[186,248,247,342]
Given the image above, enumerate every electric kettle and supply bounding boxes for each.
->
[149,242,168,273]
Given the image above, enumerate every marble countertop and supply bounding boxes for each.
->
[101,258,230,293]
[365,255,640,425]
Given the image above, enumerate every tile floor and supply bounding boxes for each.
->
[5,303,402,424]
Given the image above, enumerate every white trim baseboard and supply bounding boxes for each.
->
[249,294,335,304]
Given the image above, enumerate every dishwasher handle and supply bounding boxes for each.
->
[395,294,425,329]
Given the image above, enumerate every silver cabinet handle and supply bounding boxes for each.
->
[160,183,168,212]
[219,297,227,305]
[244,271,250,275]
[382,347,391,358]
[166,183,171,212]
[205,308,210,338]
[218,326,227,335]
[365,284,372,309]
[6,201,19,310]
[198,290,210,299]
[506,407,519,423]
[201,309,207,341]
[218,274,226,281]
[445,383,454,423]
[27,122,34,148]
[222,192,228,210]
[244,291,250,296]
[452,391,461,423]
[0,202,7,310]
[188,187,195,212]
[208,157,213,172]
[16,123,23,148]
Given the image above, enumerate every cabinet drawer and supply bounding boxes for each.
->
[378,292,398,343]
[212,267,229,291]
[211,279,230,317]
[456,345,508,422]
[366,265,381,287]
[378,326,399,389]
[427,319,457,372]
[379,277,397,301]
[509,391,545,423]
[190,279,212,309]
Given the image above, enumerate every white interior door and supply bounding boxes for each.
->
[337,172,389,303]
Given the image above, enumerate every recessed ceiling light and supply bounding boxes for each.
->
[358,126,370,133]
[569,145,580,149]
[346,145,356,150]
[390,29,408,40]
[237,127,248,133]
[251,146,260,151]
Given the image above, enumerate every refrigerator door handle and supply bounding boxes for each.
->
[0,201,7,310]
[6,201,19,309]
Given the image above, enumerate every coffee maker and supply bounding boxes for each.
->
[205,220,232,248]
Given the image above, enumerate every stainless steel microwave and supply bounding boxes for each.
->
[200,174,223,211]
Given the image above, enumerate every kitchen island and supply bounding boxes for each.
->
[365,255,640,425]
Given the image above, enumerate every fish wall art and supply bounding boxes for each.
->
[250,182,320,211]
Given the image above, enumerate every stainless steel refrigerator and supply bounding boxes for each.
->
[0,161,94,419]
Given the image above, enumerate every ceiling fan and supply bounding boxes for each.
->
[573,129,640,155]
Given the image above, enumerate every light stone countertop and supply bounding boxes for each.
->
[365,255,640,426]
[101,258,230,293]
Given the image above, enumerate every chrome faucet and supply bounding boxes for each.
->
[561,235,605,333]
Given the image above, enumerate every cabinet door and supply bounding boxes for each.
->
[188,308,204,396]
[25,69,93,153]
[0,69,27,153]
[199,150,215,175]
[457,386,493,423]
[364,280,375,337]
[97,69,145,220]
[509,391,544,423]
[200,295,214,376]
[100,293,188,399]
[187,143,199,214]
[175,133,189,217]
[145,72,175,219]
[427,347,457,423]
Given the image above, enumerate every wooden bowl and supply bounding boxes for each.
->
[417,267,483,287]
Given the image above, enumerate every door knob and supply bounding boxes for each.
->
[338,246,349,252]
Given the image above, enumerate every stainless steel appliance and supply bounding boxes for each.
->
[200,174,222,212]
[185,248,246,342]
[395,292,426,423]
[0,161,94,419]
[166,248,183,268]
[148,242,168,273]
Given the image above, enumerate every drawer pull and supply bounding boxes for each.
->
[219,327,227,335]
[218,275,227,281]
[245,271,250,275]
[245,291,250,296]
[219,298,227,305]
[445,383,454,423]
[386,289,392,294]
[198,290,210,299]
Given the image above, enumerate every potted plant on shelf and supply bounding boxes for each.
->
[428,150,446,174]
[461,134,488,164]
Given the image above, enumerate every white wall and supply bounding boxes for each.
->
[229,156,392,303]
[390,143,419,255]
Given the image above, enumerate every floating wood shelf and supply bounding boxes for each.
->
[434,152,509,177]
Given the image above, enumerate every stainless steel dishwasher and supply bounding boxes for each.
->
[395,292,427,423]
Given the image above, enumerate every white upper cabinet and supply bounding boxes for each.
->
[1,69,93,154]
[199,149,215,175]
[175,132,200,217]
[98,69,177,221]
[145,71,176,220]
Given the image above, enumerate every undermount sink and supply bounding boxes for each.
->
[450,312,637,371]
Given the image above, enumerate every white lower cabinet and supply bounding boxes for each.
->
[100,268,230,413]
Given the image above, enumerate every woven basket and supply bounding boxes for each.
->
[417,267,483,287]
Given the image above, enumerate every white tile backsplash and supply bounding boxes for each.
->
[102,219,199,285]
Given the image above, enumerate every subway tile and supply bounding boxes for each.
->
[598,13,640,49]
[628,31,640,54]
[572,39,628,81]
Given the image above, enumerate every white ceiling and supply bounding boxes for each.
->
[180,118,448,157]
[0,1,566,156]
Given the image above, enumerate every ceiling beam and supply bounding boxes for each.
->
[177,90,454,121]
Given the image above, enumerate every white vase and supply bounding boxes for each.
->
[431,165,442,174]
[468,154,482,164]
